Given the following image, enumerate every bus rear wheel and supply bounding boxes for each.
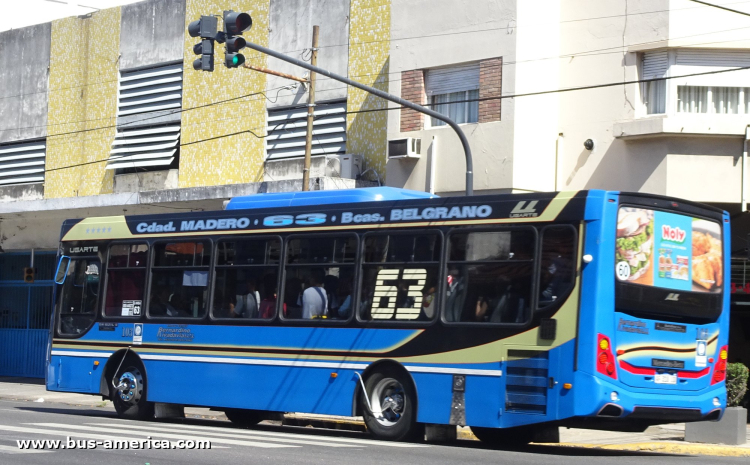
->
[362,368,418,441]
[224,409,263,427]
[111,363,154,420]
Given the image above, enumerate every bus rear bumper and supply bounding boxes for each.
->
[573,372,726,425]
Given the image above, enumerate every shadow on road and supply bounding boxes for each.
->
[11,405,689,458]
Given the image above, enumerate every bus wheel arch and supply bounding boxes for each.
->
[355,360,422,441]
[105,350,154,420]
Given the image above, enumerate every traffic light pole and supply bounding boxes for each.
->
[244,41,474,196]
[302,26,319,192]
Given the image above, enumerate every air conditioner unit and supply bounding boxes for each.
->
[388,137,421,159]
[325,154,363,179]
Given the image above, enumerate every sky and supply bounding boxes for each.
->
[0,0,145,32]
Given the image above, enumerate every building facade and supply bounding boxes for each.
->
[1,0,749,376]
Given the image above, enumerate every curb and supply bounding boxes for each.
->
[550,442,750,457]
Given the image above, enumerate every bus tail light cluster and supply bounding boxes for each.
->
[710,346,728,385]
[597,334,617,379]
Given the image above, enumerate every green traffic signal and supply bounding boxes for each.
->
[225,53,245,68]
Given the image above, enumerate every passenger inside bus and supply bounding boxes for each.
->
[230,276,260,318]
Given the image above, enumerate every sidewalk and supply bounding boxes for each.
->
[1,377,748,456]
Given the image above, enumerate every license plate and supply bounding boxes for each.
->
[654,373,677,384]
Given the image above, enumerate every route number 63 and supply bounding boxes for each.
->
[371,268,427,320]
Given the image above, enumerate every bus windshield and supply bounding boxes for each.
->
[614,206,723,322]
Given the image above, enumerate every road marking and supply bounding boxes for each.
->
[83,422,357,448]
[30,423,296,449]
[99,418,429,448]
[0,444,52,454]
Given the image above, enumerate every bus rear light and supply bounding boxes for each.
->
[710,345,728,385]
[597,334,617,380]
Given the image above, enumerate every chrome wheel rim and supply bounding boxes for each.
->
[117,368,143,405]
[370,377,405,427]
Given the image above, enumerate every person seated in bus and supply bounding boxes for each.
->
[420,280,437,320]
[474,275,528,323]
[283,276,303,319]
[230,276,260,318]
[395,279,416,309]
[336,280,353,319]
[445,267,467,322]
[324,274,340,316]
[258,274,282,319]
[150,286,180,317]
[302,268,328,319]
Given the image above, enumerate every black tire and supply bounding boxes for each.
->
[225,409,263,427]
[362,368,419,441]
[111,362,154,420]
[470,425,558,446]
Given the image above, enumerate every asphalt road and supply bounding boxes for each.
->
[0,398,745,465]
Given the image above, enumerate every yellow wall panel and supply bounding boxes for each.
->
[45,10,120,199]
[346,0,390,180]
[180,0,269,189]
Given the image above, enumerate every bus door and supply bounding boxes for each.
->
[501,225,579,424]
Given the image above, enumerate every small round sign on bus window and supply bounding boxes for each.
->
[616,261,631,281]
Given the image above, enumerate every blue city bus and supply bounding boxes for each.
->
[46,188,730,443]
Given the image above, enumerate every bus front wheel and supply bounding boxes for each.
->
[362,368,419,441]
[111,363,154,420]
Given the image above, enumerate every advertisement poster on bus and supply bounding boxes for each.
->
[615,207,722,293]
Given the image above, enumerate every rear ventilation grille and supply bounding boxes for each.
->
[505,350,548,415]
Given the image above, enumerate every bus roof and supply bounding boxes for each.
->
[225,187,438,210]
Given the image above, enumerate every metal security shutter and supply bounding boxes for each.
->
[643,51,669,78]
[676,49,750,67]
[425,63,480,96]
[118,63,183,117]
[0,140,46,186]
[265,100,347,160]
[106,125,180,170]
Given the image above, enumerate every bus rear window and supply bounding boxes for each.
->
[615,206,723,321]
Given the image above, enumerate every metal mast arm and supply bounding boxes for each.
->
[245,41,474,196]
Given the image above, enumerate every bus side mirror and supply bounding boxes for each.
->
[55,256,71,285]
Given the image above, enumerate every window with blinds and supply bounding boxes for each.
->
[265,100,347,160]
[425,63,480,126]
[0,140,46,186]
[108,62,183,172]
[105,125,180,171]
[642,51,668,114]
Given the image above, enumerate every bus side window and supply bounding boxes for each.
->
[58,258,101,336]
[445,229,536,324]
[538,226,577,308]
[104,244,148,317]
[149,241,211,319]
[359,232,441,322]
[283,235,357,320]
[213,238,282,320]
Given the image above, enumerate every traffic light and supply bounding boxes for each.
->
[188,15,218,72]
[23,267,34,284]
[222,11,252,68]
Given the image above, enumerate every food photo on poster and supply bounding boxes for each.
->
[615,207,722,293]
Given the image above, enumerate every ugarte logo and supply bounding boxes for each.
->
[661,225,686,243]
[69,246,99,254]
[510,201,539,218]
[665,293,680,301]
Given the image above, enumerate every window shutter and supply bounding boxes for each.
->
[106,125,180,170]
[117,63,183,116]
[0,140,46,186]
[265,100,347,160]
[642,51,668,78]
[676,49,750,67]
[425,63,480,96]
